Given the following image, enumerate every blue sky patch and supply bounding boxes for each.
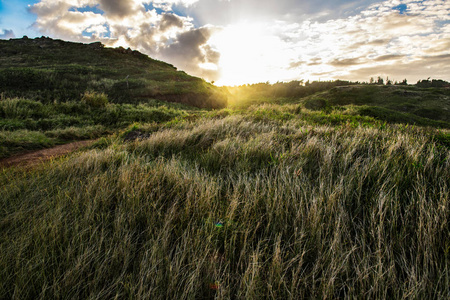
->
[0,0,39,37]
[69,5,104,15]
[143,3,166,15]
[393,4,408,15]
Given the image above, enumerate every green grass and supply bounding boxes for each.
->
[0,37,228,109]
[0,97,191,158]
[304,85,450,124]
[1,108,449,298]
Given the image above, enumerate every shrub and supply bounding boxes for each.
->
[81,91,108,108]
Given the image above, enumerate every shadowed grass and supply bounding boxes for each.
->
[1,113,449,299]
[0,98,190,158]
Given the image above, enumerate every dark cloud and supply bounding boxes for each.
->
[160,27,221,80]
[349,38,391,49]
[374,54,405,61]
[0,29,15,39]
[98,0,137,19]
[329,57,363,66]
[288,61,305,69]
[308,58,323,66]
[160,13,184,31]
[29,1,71,17]
[424,54,450,60]
[424,38,450,54]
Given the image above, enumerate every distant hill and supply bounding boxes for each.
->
[227,80,450,128]
[302,85,450,127]
[0,36,227,109]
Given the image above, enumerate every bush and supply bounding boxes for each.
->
[81,91,108,108]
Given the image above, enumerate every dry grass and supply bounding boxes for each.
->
[1,113,449,299]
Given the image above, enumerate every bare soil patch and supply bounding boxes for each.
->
[0,140,95,168]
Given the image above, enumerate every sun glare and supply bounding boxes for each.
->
[209,23,295,86]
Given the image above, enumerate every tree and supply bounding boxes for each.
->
[377,76,384,85]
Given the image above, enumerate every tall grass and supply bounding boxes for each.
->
[0,98,189,158]
[1,114,449,299]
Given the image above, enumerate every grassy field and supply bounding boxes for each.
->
[0,96,193,159]
[1,96,450,298]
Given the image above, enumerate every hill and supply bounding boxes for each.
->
[0,36,227,109]
[303,85,450,127]
[227,82,450,128]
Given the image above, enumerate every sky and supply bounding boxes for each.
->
[0,0,449,86]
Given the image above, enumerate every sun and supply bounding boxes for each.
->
[208,22,295,86]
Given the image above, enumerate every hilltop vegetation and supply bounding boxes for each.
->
[1,37,450,299]
[0,36,227,108]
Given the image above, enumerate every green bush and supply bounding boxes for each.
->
[81,91,109,108]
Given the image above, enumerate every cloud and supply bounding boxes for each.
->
[184,0,381,26]
[97,0,139,19]
[0,29,15,39]
[160,13,184,31]
[330,57,364,66]
[339,53,450,83]
[253,0,450,83]
[374,54,405,61]
[159,26,221,79]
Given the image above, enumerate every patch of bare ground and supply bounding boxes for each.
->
[0,140,95,168]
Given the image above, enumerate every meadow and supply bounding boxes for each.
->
[1,91,450,299]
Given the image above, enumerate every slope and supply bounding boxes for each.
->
[302,85,450,127]
[0,36,227,109]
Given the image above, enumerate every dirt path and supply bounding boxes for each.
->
[0,140,96,168]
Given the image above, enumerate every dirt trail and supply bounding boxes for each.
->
[0,140,95,168]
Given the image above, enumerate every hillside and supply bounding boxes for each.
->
[0,36,227,109]
[303,85,450,127]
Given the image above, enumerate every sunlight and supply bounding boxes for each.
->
[209,22,295,86]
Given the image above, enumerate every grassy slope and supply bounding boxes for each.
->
[0,37,227,108]
[302,85,450,127]
[1,99,449,298]
[0,97,193,159]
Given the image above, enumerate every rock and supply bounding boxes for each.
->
[123,130,151,142]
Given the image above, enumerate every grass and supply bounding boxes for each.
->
[0,97,190,158]
[1,107,449,298]
[0,37,228,109]
[305,85,450,124]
